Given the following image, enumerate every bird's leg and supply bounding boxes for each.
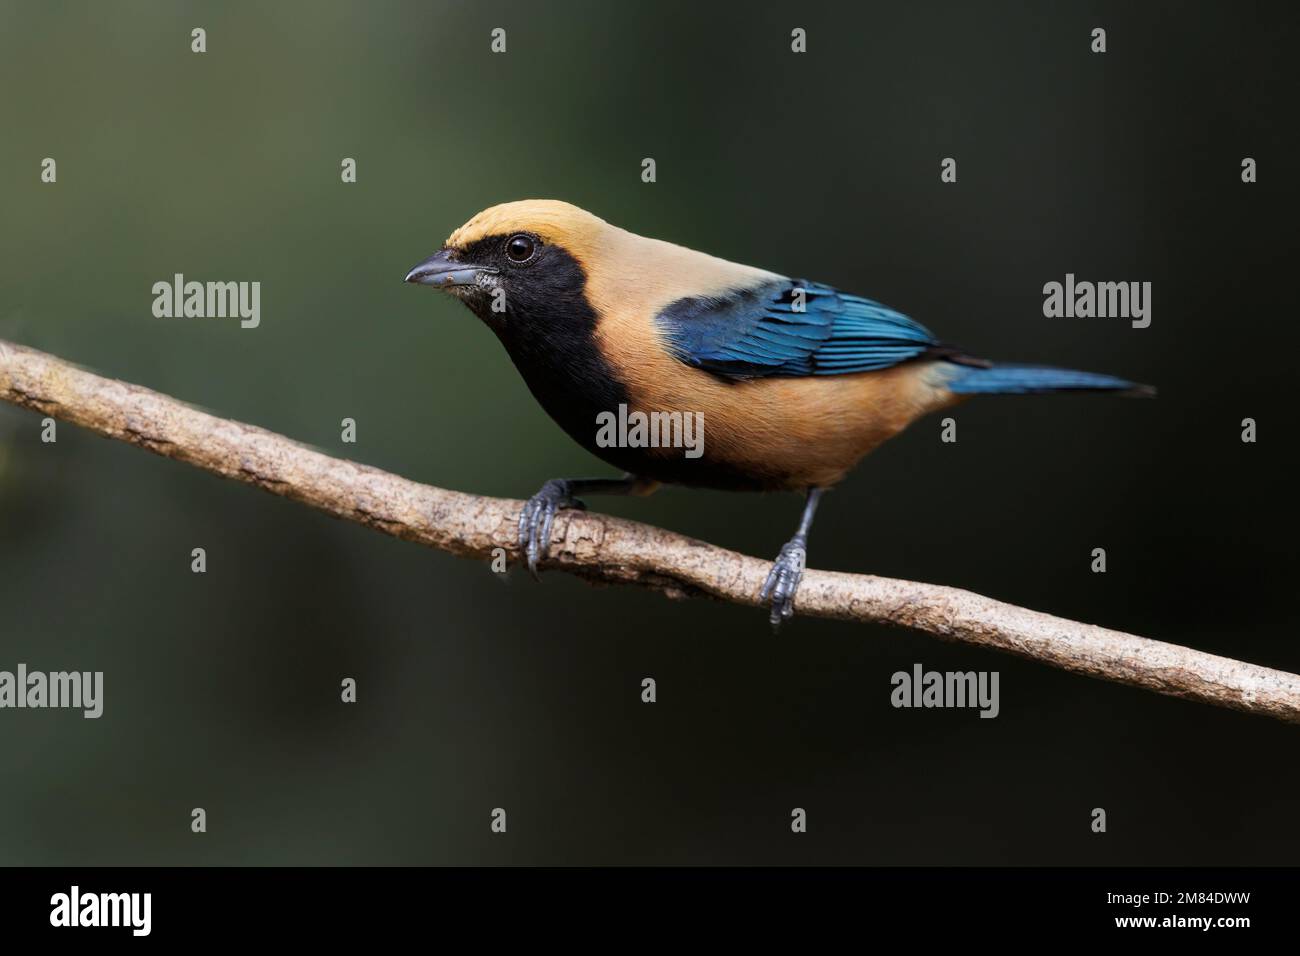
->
[760,487,826,629]
[517,474,658,578]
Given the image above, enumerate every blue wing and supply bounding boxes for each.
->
[655,279,941,380]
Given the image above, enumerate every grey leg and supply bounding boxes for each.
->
[759,487,826,629]
[517,475,658,577]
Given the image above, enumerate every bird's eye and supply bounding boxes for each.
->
[505,234,537,263]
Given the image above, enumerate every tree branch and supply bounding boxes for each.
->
[2,337,1297,724]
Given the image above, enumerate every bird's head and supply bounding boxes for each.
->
[405,199,610,330]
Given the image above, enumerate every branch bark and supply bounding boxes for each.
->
[2,337,1297,723]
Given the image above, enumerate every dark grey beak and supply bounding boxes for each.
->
[404,249,493,288]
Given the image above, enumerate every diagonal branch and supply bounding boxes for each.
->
[2,337,1297,723]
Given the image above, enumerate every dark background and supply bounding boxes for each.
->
[0,0,1295,865]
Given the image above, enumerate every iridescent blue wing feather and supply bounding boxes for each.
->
[656,279,940,380]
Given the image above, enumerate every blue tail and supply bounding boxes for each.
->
[944,362,1154,397]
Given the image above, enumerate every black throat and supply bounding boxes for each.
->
[457,238,630,458]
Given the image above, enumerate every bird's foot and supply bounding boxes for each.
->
[759,534,807,630]
[517,479,586,578]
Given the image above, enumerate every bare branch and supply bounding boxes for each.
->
[3,338,1297,723]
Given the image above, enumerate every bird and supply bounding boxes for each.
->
[405,200,1152,627]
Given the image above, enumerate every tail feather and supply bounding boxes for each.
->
[944,363,1154,397]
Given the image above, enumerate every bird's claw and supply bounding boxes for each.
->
[759,536,807,630]
[517,479,586,579]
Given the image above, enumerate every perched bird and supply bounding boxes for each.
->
[406,200,1152,626]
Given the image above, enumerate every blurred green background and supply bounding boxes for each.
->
[0,0,1296,864]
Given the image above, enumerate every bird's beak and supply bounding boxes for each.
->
[403,249,493,288]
